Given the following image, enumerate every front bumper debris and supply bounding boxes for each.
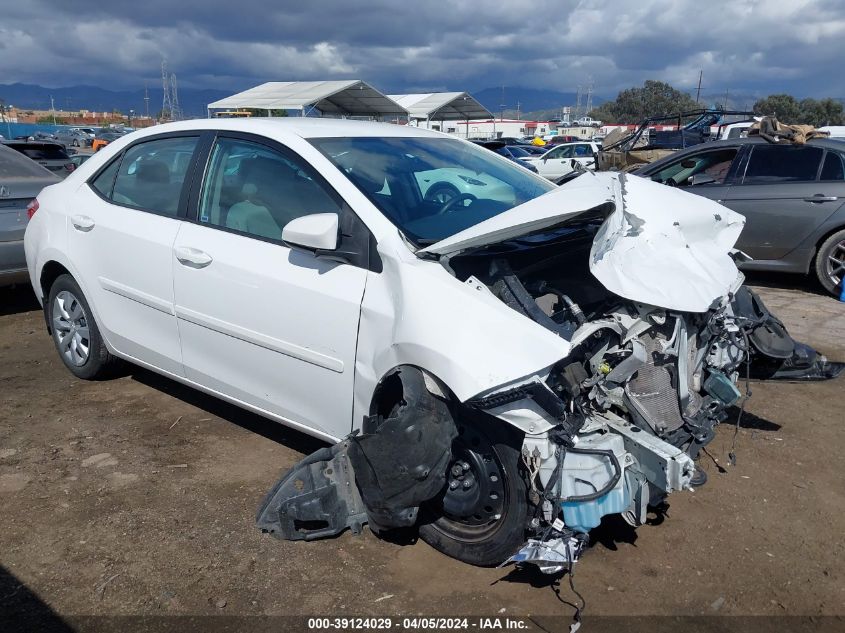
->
[500,535,588,575]
[257,367,457,540]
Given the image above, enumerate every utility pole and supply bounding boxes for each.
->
[144,82,150,118]
[499,85,505,122]
[695,70,703,104]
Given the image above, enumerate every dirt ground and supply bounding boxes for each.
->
[1,272,844,628]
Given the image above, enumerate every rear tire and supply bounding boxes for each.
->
[419,415,527,566]
[47,274,122,380]
[814,228,845,296]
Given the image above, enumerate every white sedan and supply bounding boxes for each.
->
[24,118,810,570]
[526,141,600,180]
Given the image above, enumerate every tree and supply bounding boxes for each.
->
[753,94,801,121]
[588,80,699,124]
[753,94,844,126]
[798,98,844,126]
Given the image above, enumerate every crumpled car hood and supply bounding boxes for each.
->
[420,171,746,313]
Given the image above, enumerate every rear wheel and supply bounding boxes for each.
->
[47,274,121,379]
[419,415,527,566]
[814,228,845,296]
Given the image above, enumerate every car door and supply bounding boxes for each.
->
[172,134,369,440]
[537,145,573,179]
[722,144,842,261]
[68,134,202,376]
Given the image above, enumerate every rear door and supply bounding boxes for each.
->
[68,134,203,375]
[723,144,842,260]
[172,134,369,439]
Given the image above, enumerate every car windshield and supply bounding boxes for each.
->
[309,136,555,245]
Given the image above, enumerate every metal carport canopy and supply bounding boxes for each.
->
[207,80,408,117]
[387,92,492,120]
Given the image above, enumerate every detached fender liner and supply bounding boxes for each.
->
[256,367,458,541]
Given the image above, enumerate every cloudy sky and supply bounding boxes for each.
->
[2,0,844,99]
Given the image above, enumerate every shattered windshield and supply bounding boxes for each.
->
[309,137,555,245]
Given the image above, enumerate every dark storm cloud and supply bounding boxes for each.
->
[2,0,844,98]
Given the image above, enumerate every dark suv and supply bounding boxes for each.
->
[633,137,845,296]
[1,141,76,178]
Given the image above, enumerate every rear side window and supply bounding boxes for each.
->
[90,158,121,198]
[820,151,845,181]
[743,145,824,183]
[110,137,198,216]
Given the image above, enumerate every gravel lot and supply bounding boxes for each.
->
[1,274,843,629]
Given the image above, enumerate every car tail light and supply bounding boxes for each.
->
[26,199,39,219]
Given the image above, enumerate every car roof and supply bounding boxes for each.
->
[124,117,449,142]
[632,136,845,174]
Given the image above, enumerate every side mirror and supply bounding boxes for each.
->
[282,213,339,251]
[689,173,716,186]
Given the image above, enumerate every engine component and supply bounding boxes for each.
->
[704,370,742,406]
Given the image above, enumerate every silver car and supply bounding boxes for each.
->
[0,144,60,285]
[634,137,845,296]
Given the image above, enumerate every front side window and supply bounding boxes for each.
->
[650,148,739,187]
[110,136,198,215]
[743,145,823,184]
[310,136,555,246]
[198,138,342,242]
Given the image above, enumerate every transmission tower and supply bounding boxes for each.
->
[169,73,182,121]
[160,59,182,121]
[161,60,172,120]
[585,78,594,116]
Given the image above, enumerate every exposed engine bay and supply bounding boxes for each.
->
[257,175,843,576]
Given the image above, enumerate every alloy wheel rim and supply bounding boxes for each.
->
[825,239,845,289]
[52,290,90,366]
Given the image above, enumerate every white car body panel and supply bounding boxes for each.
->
[422,171,746,313]
[172,221,367,440]
[67,183,185,375]
[350,246,571,426]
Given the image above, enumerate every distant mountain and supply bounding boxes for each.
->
[0,83,232,118]
[471,86,605,118]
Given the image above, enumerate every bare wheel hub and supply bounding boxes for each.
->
[440,426,505,527]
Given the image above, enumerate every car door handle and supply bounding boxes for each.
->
[174,246,213,268]
[71,215,95,231]
[804,195,838,202]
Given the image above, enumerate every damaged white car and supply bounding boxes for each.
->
[24,119,841,572]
